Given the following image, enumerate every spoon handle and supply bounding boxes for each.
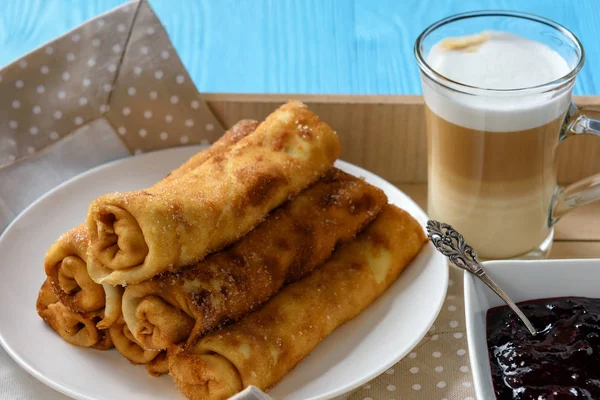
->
[476,271,537,336]
[426,220,537,336]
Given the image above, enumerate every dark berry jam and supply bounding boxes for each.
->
[487,297,600,399]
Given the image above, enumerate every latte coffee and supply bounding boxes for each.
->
[423,31,572,258]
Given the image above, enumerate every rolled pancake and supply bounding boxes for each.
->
[42,120,259,326]
[122,169,386,350]
[97,284,123,329]
[44,225,104,313]
[168,205,427,399]
[87,101,340,285]
[146,351,170,377]
[43,226,121,329]
[108,318,161,364]
[36,280,113,350]
[159,120,260,184]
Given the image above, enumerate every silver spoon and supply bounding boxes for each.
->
[426,220,537,336]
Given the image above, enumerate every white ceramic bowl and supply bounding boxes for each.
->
[464,258,600,400]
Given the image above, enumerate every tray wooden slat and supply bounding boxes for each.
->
[549,242,600,259]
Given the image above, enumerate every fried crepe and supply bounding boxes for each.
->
[108,318,161,365]
[44,225,104,313]
[122,169,386,350]
[169,205,427,400]
[87,101,340,285]
[36,279,113,349]
[42,120,259,327]
[146,351,170,377]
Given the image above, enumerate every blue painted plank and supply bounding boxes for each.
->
[0,0,598,95]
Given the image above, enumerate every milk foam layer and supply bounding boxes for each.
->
[424,31,573,131]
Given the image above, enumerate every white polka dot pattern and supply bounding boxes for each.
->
[0,0,223,168]
[0,0,138,165]
[99,1,224,154]
[349,266,475,400]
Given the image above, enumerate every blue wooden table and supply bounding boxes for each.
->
[0,0,598,95]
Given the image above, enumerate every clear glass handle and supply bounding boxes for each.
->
[551,102,600,222]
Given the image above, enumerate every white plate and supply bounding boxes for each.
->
[465,259,600,400]
[0,146,448,400]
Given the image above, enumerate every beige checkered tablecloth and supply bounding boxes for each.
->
[347,265,476,400]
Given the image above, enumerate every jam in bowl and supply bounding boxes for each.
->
[487,297,600,399]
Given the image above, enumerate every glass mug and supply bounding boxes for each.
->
[414,11,600,259]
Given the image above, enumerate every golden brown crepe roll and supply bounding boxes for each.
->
[36,280,113,350]
[87,101,340,285]
[92,329,114,350]
[42,120,259,326]
[169,205,427,399]
[160,119,260,184]
[146,351,170,377]
[108,319,161,364]
[43,226,121,329]
[44,225,105,313]
[122,169,385,350]
[96,284,123,329]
